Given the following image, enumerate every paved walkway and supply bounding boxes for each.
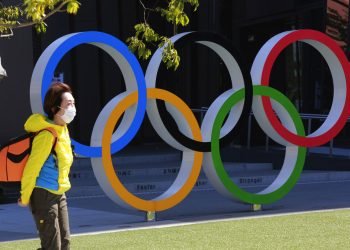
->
[1,145,350,243]
[1,172,350,242]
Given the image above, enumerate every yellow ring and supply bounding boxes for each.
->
[102,88,203,211]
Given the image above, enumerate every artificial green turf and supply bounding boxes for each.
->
[1,209,350,249]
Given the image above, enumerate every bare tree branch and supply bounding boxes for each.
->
[139,0,157,24]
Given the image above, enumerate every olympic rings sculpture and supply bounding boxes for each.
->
[30,29,350,212]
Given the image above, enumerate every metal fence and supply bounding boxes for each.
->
[191,108,348,157]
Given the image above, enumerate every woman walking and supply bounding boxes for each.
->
[18,82,76,250]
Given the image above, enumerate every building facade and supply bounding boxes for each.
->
[0,0,349,147]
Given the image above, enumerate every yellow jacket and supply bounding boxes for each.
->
[20,114,74,205]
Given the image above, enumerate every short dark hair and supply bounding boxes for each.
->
[44,82,73,120]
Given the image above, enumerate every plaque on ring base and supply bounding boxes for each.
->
[145,211,156,222]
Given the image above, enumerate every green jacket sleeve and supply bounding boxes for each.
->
[20,130,55,205]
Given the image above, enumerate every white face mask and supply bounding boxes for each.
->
[59,106,76,124]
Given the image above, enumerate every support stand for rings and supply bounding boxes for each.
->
[251,204,262,212]
[145,211,156,222]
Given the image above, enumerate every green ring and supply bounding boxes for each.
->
[211,85,306,204]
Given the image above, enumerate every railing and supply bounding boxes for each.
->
[247,113,334,155]
[191,108,347,157]
[191,107,209,123]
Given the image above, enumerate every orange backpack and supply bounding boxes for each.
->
[0,128,57,182]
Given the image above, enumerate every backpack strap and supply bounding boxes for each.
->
[37,127,58,153]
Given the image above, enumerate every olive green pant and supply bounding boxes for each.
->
[30,188,70,250]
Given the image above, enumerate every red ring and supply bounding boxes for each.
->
[260,29,350,147]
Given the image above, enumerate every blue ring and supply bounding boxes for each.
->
[41,32,146,157]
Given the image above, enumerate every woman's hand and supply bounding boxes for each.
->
[17,198,27,207]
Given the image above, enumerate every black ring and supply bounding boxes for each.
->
[154,32,253,152]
